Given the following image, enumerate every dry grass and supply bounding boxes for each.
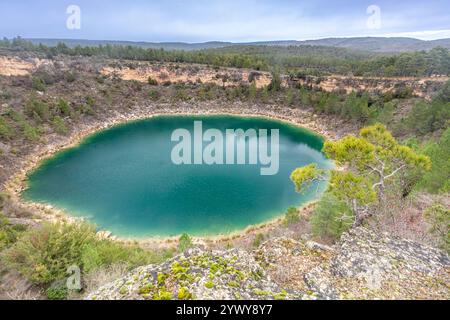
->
[79,263,130,299]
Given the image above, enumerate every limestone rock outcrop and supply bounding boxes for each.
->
[86,228,450,300]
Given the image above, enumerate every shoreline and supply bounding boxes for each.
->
[3,102,339,246]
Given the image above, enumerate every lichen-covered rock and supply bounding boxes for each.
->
[331,227,450,278]
[303,266,339,300]
[86,248,305,300]
[86,228,450,300]
[304,227,450,300]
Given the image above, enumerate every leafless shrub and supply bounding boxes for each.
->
[369,193,434,245]
[0,270,42,300]
[81,263,130,296]
[6,288,40,300]
[272,264,297,285]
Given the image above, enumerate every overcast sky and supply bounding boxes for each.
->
[1,0,449,42]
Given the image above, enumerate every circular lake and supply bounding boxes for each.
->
[23,115,333,237]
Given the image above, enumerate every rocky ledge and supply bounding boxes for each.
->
[86,248,307,300]
[86,228,450,300]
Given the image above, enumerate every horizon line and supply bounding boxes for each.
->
[5,34,450,45]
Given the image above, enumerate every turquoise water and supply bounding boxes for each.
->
[23,115,332,237]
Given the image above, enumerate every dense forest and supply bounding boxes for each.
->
[1,37,449,77]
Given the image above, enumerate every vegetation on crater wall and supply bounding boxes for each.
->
[0,221,173,299]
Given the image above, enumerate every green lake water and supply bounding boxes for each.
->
[23,115,333,237]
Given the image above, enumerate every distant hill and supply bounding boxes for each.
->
[295,37,450,52]
[26,38,234,51]
[25,37,450,52]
